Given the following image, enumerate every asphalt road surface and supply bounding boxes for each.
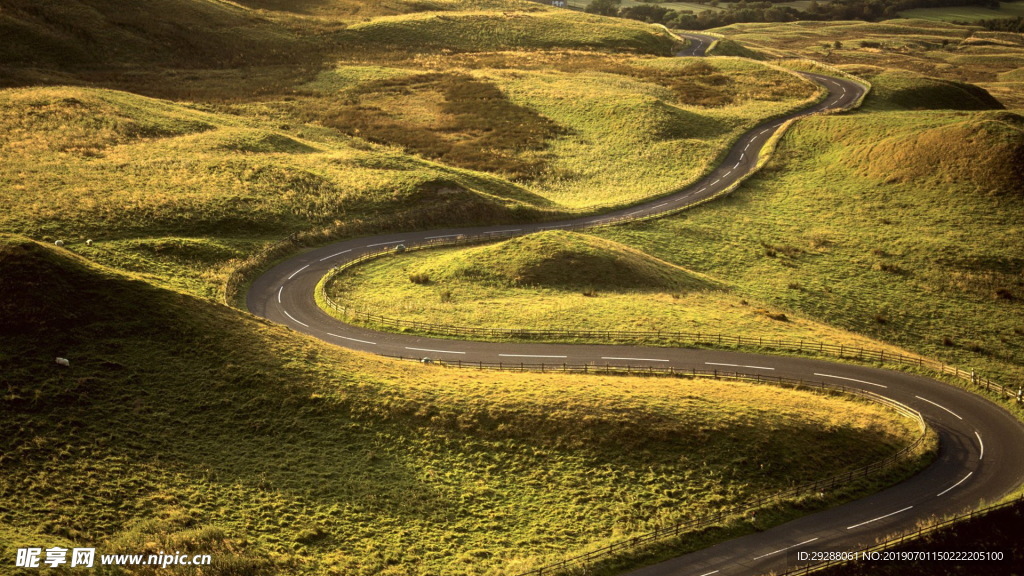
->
[247,33,1024,576]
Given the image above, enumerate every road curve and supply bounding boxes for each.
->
[246,34,1024,575]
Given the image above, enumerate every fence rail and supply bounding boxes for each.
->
[383,356,930,576]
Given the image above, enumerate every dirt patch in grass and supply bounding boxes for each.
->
[315,73,565,180]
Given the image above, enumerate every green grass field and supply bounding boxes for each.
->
[0,236,928,575]
[325,231,917,351]
[899,1,1024,22]
[3,7,1020,575]
[594,108,1024,385]
[711,19,1024,109]
[0,54,818,301]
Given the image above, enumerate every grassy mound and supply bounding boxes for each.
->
[861,69,1005,111]
[849,111,1024,195]
[0,235,924,574]
[411,230,715,291]
[339,10,679,55]
[0,86,215,155]
[233,0,540,19]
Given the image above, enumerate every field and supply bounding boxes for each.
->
[0,236,928,575]
[712,19,1024,108]
[0,2,822,302]
[325,231,916,352]
[593,108,1024,386]
[899,1,1024,22]
[2,4,1020,575]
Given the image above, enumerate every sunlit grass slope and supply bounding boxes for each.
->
[339,9,678,55]
[712,19,1024,108]
[0,0,823,302]
[406,231,711,290]
[297,57,820,209]
[0,236,922,575]
[0,85,556,298]
[596,110,1024,384]
[326,231,914,350]
[234,0,541,19]
[1,52,819,299]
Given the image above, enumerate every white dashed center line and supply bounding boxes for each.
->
[937,472,973,497]
[277,286,283,304]
[847,506,913,530]
[814,373,887,388]
[319,249,352,261]
[425,234,460,240]
[975,431,984,460]
[327,333,376,346]
[752,537,819,561]
[498,354,568,359]
[406,347,465,355]
[601,357,670,362]
[705,362,775,371]
[287,264,310,280]
[367,240,404,247]
[282,310,309,328]
[915,395,963,420]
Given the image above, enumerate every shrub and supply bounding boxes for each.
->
[409,272,431,284]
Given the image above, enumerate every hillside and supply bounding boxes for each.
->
[325,232,921,351]
[712,19,1024,108]
[0,51,819,300]
[597,108,1024,385]
[0,236,922,575]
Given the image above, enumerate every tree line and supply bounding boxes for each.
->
[584,0,1002,29]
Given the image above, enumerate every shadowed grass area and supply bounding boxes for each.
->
[0,236,925,575]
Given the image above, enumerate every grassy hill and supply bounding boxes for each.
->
[596,108,1024,385]
[2,8,1017,574]
[404,231,713,290]
[0,37,820,299]
[0,84,555,299]
[712,19,1024,109]
[0,236,926,575]
[325,231,919,350]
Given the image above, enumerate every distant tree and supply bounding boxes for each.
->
[585,0,622,16]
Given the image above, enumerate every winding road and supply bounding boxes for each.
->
[246,34,1024,576]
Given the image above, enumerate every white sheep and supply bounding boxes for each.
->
[54,240,64,247]
[55,357,70,367]
[85,239,93,246]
